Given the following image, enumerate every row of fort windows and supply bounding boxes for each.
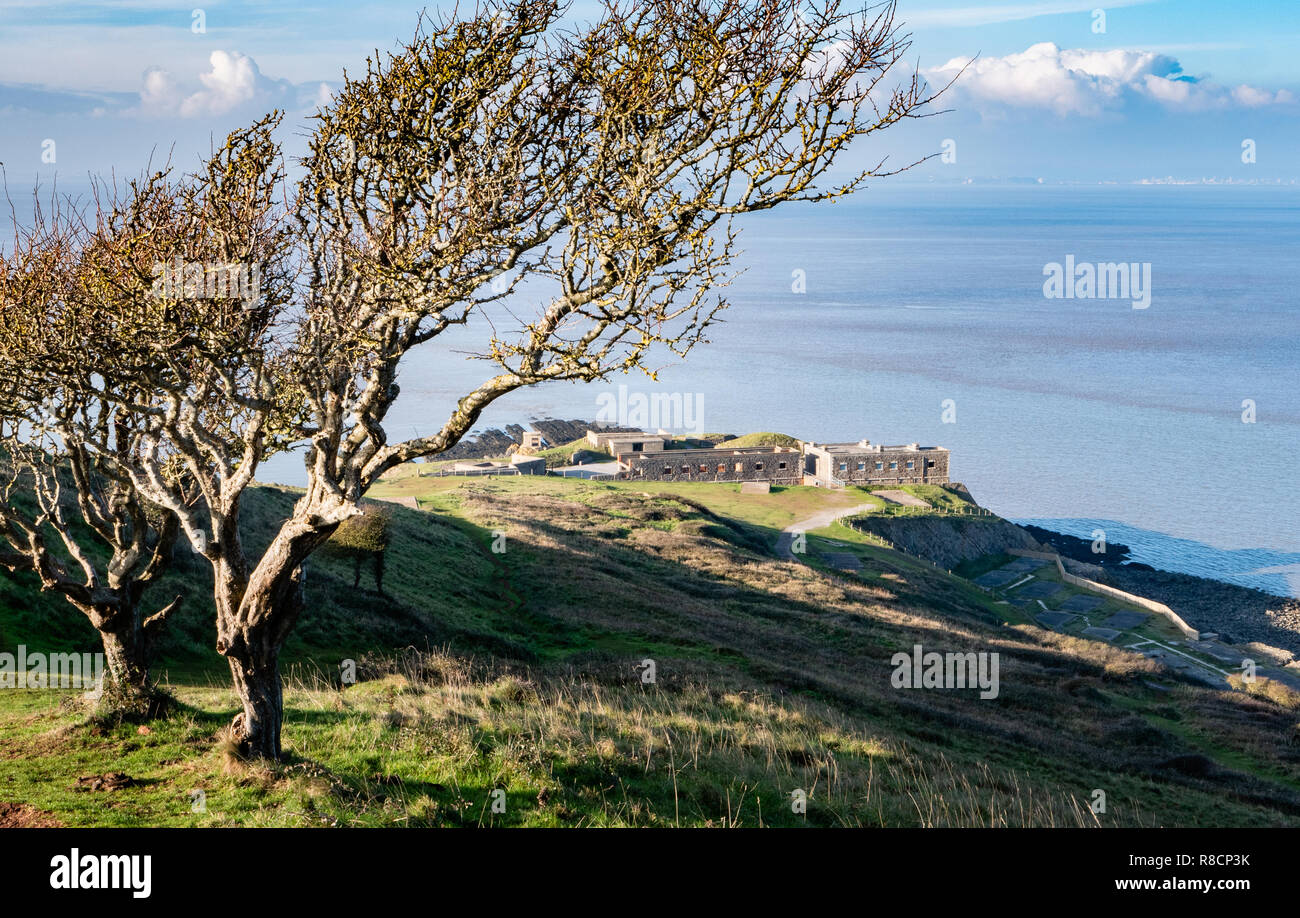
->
[837,459,936,473]
[663,460,790,475]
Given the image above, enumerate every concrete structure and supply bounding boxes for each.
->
[520,430,548,450]
[619,446,803,485]
[802,439,949,486]
[553,460,624,480]
[509,455,547,475]
[450,460,508,475]
[1006,548,1204,640]
[440,453,546,477]
[585,429,665,455]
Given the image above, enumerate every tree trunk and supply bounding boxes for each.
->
[226,648,284,759]
[98,622,147,695]
[215,497,346,759]
[219,553,310,760]
[85,604,163,718]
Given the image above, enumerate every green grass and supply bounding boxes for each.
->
[532,438,611,467]
[953,552,1015,581]
[897,484,974,511]
[847,484,987,518]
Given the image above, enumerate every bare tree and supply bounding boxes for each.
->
[0,201,184,715]
[9,0,941,756]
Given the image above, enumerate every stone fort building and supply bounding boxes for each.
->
[601,434,948,488]
[619,445,804,485]
[803,439,949,486]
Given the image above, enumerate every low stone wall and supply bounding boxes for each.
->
[1008,549,1202,640]
[1106,566,1300,654]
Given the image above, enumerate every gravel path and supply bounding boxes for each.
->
[777,504,876,560]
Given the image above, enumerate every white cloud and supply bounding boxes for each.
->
[180,51,260,117]
[1232,84,1295,108]
[311,82,334,110]
[136,50,309,118]
[139,66,180,114]
[929,42,1296,115]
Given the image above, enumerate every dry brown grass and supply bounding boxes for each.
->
[276,649,1130,827]
[1228,674,1300,709]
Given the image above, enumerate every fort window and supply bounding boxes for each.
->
[716,463,726,474]
[698,464,709,473]
[838,462,847,472]
[927,460,936,468]
[889,461,897,470]
[631,442,642,451]
[680,466,690,475]
[755,462,765,471]
[663,466,673,475]
[778,461,787,470]
[734,462,743,472]
[875,462,883,471]
[856,462,865,471]
[906,461,915,470]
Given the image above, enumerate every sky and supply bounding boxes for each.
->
[0,0,1298,188]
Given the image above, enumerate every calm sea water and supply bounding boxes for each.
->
[16,182,1296,594]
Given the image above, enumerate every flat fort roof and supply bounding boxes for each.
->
[553,461,624,477]
[630,445,799,457]
[816,442,947,454]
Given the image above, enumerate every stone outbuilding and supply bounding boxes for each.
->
[509,455,547,475]
[585,429,665,454]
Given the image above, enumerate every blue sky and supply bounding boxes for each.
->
[1,0,1298,185]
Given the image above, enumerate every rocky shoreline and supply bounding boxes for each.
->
[422,418,630,461]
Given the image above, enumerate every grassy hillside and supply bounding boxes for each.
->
[531,437,611,468]
[715,431,801,449]
[2,478,1299,827]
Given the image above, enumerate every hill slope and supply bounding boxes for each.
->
[1,479,1298,826]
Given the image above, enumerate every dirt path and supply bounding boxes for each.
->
[777,504,876,560]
